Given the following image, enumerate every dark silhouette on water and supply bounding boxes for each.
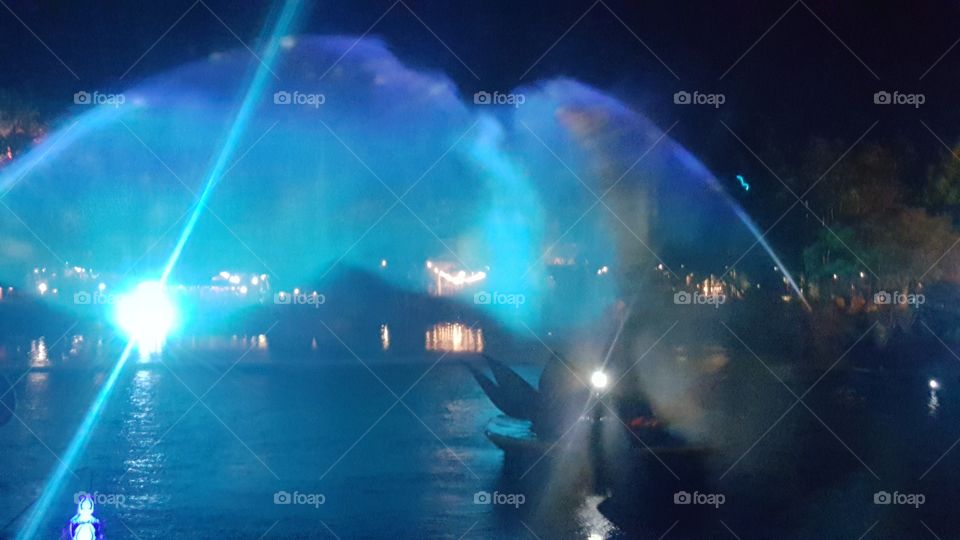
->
[466,353,589,441]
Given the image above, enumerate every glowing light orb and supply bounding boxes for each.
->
[115,281,177,344]
[590,370,609,390]
[929,379,941,390]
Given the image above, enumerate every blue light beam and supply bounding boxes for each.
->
[16,2,303,537]
[162,0,303,284]
[15,341,136,540]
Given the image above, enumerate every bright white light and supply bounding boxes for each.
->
[929,379,941,390]
[98,282,107,292]
[380,259,388,268]
[115,281,177,345]
[590,370,608,390]
[228,275,241,285]
[250,276,260,286]
[436,269,486,286]
[37,282,48,294]
[239,285,248,295]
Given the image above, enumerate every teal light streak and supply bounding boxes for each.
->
[15,341,136,540]
[16,2,302,537]
[162,0,303,284]
[736,174,750,191]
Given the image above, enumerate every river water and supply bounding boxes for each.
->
[1,331,959,539]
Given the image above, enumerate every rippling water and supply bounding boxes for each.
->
[0,335,618,539]
[2,333,959,539]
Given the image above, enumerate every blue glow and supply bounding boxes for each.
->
[466,117,543,325]
[114,280,179,347]
[15,341,135,540]
[1,32,810,333]
[161,0,304,284]
[736,174,750,191]
[15,3,304,537]
[68,495,99,540]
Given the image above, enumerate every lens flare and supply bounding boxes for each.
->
[114,281,178,345]
[590,370,609,389]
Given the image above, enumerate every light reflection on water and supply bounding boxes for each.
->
[186,334,270,351]
[69,335,84,357]
[929,390,940,417]
[578,495,614,540]
[380,324,390,351]
[26,371,48,393]
[425,322,484,353]
[122,369,162,501]
[7,331,959,538]
[29,337,49,368]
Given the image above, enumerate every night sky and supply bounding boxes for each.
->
[3,1,960,196]
[0,0,960,154]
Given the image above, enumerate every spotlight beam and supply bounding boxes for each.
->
[15,341,136,540]
[16,2,303,537]
[162,0,303,284]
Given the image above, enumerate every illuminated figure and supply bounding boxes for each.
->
[65,494,102,540]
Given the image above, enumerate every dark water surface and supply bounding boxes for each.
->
[1,334,959,539]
